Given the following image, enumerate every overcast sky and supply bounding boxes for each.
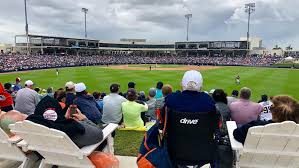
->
[0,0,298,49]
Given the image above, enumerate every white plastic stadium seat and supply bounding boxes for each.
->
[227,121,299,168]
[9,120,118,168]
[0,127,39,168]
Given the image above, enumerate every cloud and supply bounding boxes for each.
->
[0,0,298,49]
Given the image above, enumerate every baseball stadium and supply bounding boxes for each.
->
[1,1,299,168]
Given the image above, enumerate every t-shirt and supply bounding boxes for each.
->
[146,98,157,120]
[229,99,263,126]
[155,89,163,99]
[259,100,273,121]
[122,101,148,129]
[102,93,127,124]
[15,88,40,115]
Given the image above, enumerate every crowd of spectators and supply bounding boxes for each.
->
[0,70,299,167]
[0,53,284,72]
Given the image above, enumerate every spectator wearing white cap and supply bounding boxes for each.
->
[73,83,102,124]
[15,80,40,115]
[65,81,76,107]
[163,70,218,167]
[164,70,216,113]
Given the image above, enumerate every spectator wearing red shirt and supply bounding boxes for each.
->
[0,82,14,112]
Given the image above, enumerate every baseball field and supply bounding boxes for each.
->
[1,64,299,156]
[0,64,298,101]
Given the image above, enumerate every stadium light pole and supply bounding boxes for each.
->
[245,3,255,52]
[81,8,88,38]
[24,0,29,55]
[185,14,192,41]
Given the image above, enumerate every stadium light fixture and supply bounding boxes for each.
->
[81,8,89,38]
[24,0,29,55]
[185,13,192,41]
[245,3,255,52]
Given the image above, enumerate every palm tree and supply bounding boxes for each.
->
[285,45,293,57]
[273,45,281,50]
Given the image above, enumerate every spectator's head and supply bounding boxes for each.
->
[100,93,106,99]
[271,96,299,123]
[47,87,53,93]
[261,94,268,102]
[110,83,120,93]
[231,90,239,97]
[74,83,87,95]
[16,77,21,83]
[181,70,203,91]
[138,91,146,101]
[148,88,156,98]
[4,83,12,91]
[54,90,66,103]
[24,80,34,89]
[139,91,145,97]
[93,92,100,100]
[162,84,173,97]
[212,89,228,104]
[128,82,135,89]
[127,88,137,101]
[156,82,163,90]
[240,87,251,100]
[34,87,40,93]
[65,81,75,92]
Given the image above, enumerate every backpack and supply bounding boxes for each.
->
[137,107,173,168]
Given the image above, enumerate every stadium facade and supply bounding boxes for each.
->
[14,34,262,56]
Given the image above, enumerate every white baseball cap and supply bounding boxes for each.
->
[75,83,86,92]
[25,80,34,86]
[181,70,203,91]
[65,81,75,89]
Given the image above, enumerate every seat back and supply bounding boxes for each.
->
[0,127,26,161]
[10,120,94,167]
[166,110,219,165]
[241,121,299,167]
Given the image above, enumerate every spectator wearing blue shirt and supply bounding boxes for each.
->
[155,81,163,99]
[13,77,22,92]
[164,70,218,167]
[93,92,103,112]
[65,81,76,107]
[165,71,215,113]
[73,83,102,124]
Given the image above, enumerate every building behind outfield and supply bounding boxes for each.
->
[14,34,265,56]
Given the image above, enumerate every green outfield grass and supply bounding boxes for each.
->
[1,65,299,156]
[128,64,183,68]
[0,65,298,101]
